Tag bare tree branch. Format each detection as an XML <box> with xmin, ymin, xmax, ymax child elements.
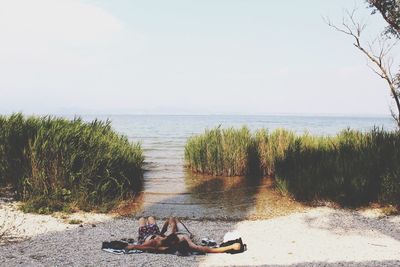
<box><xmin>325</xmin><ymin>8</ymin><xmax>400</xmax><ymax>127</ymax></box>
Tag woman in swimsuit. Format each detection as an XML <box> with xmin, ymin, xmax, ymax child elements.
<box><xmin>125</xmin><ymin>217</ymin><xmax>244</xmax><ymax>254</ymax></box>
<box><xmin>137</xmin><ymin>216</ymin><xmax>162</xmax><ymax>244</ymax></box>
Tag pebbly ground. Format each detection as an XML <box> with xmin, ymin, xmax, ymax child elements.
<box><xmin>0</xmin><ymin>207</ymin><xmax>400</xmax><ymax>267</ymax></box>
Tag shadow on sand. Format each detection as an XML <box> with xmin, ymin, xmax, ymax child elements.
<box><xmin>303</xmin><ymin>208</ymin><xmax>400</xmax><ymax>242</ymax></box>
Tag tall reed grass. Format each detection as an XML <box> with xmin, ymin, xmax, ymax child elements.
<box><xmin>0</xmin><ymin>113</ymin><xmax>144</xmax><ymax>213</ymax></box>
<box><xmin>255</xmin><ymin>129</ymin><xmax>295</xmax><ymax>176</ymax></box>
<box><xmin>185</xmin><ymin>126</ymin><xmax>254</xmax><ymax>176</ymax></box>
<box><xmin>184</xmin><ymin>126</ymin><xmax>400</xmax><ymax>206</ymax></box>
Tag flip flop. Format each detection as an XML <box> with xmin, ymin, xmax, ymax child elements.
<box><xmin>201</xmin><ymin>238</ymin><xmax>209</xmax><ymax>246</ymax></box>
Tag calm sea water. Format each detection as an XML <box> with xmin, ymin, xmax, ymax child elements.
<box><xmin>72</xmin><ymin>115</ymin><xmax>395</xmax><ymax>218</ymax></box>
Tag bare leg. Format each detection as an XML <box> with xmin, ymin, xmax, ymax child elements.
<box><xmin>169</xmin><ymin>217</ymin><xmax>178</xmax><ymax>233</ymax></box>
<box><xmin>160</xmin><ymin>218</ymin><xmax>170</xmax><ymax>235</ymax></box>
<box><xmin>160</xmin><ymin>217</ymin><xmax>178</xmax><ymax>235</ymax></box>
<box><xmin>125</xmin><ymin>240</ymin><xmax>168</xmax><ymax>253</ymax></box>
<box><xmin>138</xmin><ymin>217</ymin><xmax>146</xmax><ymax>227</ymax></box>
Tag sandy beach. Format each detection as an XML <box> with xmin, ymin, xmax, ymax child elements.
<box><xmin>1</xmin><ymin>198</ymin><xmax>400</xmax><ymax>267</ymax></box>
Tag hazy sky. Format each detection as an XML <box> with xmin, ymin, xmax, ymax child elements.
<box><xmin>0</xmin><ymin>0</ymin><xmax>398</xmax><ymax>115</ymax></box>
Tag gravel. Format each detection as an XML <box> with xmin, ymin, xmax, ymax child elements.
<box><xmin>1</xmin><ymin>207</ymin><xmax>400</xmax><ymax>266</ymax></box>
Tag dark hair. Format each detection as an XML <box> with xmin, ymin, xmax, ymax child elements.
<box><xmin>161</xmin><ymin>234</ymin><xmax>190</xmax><ymax>256</ymax></box>
<box><xmin>176</xmin><ymin>240</ymin><xmax>190</xmax><ymax>256</ymax></box>
<box><xmin>161</xmin><ymin>233</ymin><xmax>179</xmax><ymax>247</ymax></box>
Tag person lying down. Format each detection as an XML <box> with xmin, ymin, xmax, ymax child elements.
<box><xmin>124</xmin><ymin>217</ymin><xmax>246</xmax><ymax>255</ymax></box>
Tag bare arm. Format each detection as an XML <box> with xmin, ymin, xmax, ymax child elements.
<box><xmin>125</xmin><ymin>240</ymin><xmax>168</xmax><ymax>253</ymax></box>
<box><xmin>125</xmin><ymin>244</ymin><xmax>168</xmax><ymax>252</ymax></box>
<box><xmin>181</xmin><ymin>235</ymin><xmax>240</xmax><ymax>254</ymax></box>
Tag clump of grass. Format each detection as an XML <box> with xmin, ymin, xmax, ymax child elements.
<box><xmin>184</xmin><ymin>127</ymin><xmax>296</xmax><ymax>177</ymax></box>
<box><xmin>185</xmin><ymin>126</ymin><xmax>400</xmax><ymax>206</ymax></box>
<box><xmin>381</xmin><ymin>205</ymin><xmax>399</xmax><ymax>216</ymax></box>
<box><xmin>0</xmin><ymin>113</ymin><xmax>144</xmax><ymax>213</ymax></box>
<box><xmin>185</xmin><ymin>126</ymin><xmax>254</xmax><ymax>176</ymax></box>
<box><xmin>274</xmin><ymin>176</ymin><xmax>290</xmax><ymax>197</ymax></box>
<box><xmin>255</xmin><ymin>129</ymin><xmax>295</xmax><ymax>176</ymax></box>
<box><xmin>68</xmin><ymin>219</ymin><xmax>83</xmax><ymax>225</ymax></box>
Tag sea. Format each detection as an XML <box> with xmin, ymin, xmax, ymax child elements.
<box><xmin>72</xmin><ymin>115</ymin><xmax>395</xmax><ymax>218</ymax></box>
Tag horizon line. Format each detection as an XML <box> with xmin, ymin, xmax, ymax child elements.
<box><xmin>3</xmin><ymin>111</ymin><xmax>393</xmax><ymax>119</ymax></box>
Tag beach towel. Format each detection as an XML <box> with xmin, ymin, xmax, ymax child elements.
<box><xmin>102</xmin><ymin>248</ymin><xmax>143</xmax><ymax>255</ymax></box>
<box><xmin>100</xmin><ymin>239</ymin><xmax>207</xmax><ymax>256</ymax></box>
<box><xmin>101</xmin><ymin>240</ymin><xmax>143</xmax><ymax>255</ymax></box>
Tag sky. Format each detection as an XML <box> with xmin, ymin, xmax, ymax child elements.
<box><xmin>0</xmin><ymin>0</ymin><xmax>398</xmax><ymax>116</ymax></box>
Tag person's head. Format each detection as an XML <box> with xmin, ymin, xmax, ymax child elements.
<box><xmin>160</xmin><ymin>234</ymin><xmax>190</xmax><ymax>255</ymax></box>
<box><xmin>160</xmin><ymin>233</ymin><xmax>179</xmax><ymax>247</ymax></box>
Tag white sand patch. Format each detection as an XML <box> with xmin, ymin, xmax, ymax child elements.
<box><xmin>201</xmin><ymin>207</ymin><xmax>400</xmax><ymax>266</ymax></box>
<box><xmin>0</xmin><ymin>200</ymin><xmax>112</xmax><ymax>243</ymax></box>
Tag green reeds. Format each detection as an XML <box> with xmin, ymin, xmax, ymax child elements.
<box><xmin>184</xmin><ymin>127</ymin><xmax>296</xmax><ymax>177</ymax></box>
<box><xmin>185</xmin><ymin>126</ymin><xmax>400</xmax><ymax>206</ymax></box>
<box><xmin>277</xmin><ymin>128</ymin><xmax>400</xmax><ymax>205</ymax></box>
<box><xmin>255</xmin><ymin>129</ymin><xmax>295</xmax><ymax>176</ymax></box>
<box><xmin>185</xmin><ymin>126</ymin><xmax>254</xmax><ymax>176</ymax></box>
<box><xmin>0</xmin><ymin>113</ymin><xmax>144</xmax><ymax>213</ymax></box>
